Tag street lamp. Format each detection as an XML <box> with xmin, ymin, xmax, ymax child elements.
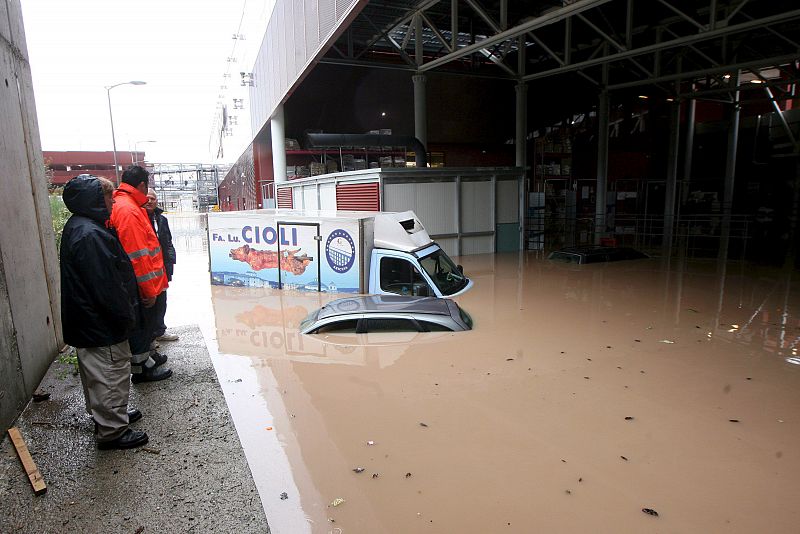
<box><xmin>133</xmin><ymin>140</ymin><xmax>157</xmax><ymax>165</ymax></box>
<box><xmin>105</xmin><ymin>80</ymin><xmax>146</xmax><ymax>184</ymax></box>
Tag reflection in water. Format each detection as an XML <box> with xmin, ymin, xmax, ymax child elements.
<box><xmin>169</xmin><ymin>214</ymin><xmax>800</xmax><ymax>533</ymax></box>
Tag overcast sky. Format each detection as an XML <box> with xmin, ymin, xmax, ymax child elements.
<box><xmin>21</xmin><ymin>0</ymin><xmax>272</xmax><ymax>164</ymax></box>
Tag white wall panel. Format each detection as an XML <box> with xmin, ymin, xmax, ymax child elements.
<box><xmin>249</xmin><ymin>0</ymin><xmax>363</xmax><ymax>135</ymax></box>
<box><xmin>303</xmin><ymin>186</ymin><xmax>318</xmax><ymax>210</ymax></box>
<box><xmin>497</xmin><ymin>180</ymin><xmax>520</xmax><ymax>224</ymax></box>
<box><xmin>384</xmin><ymin>182</ymin><xmax>456</xmax><ymax>236</ymax></box>
<box><xmin>320</xmin><ymin>182</ymin><xmax>336</xmax><ymax>210</ymax></box>
<box><xmin>383</xmin><ymin>183</ymin><xmax>415</xmax><ymax>213</ymax></box>
<box><xmin>461</xmin><ymin>181</ymin><xmax>493</xmax><ymax>233</ymax></box>
<box><xmin>293</xmin><ymin>186</ymin><xmax>304</xmax><ymax>209</ymax></box>
<box><xmin>462</xmin><ymin>235</ymin><xmax>494</xmax><ymax>255</ymax></box>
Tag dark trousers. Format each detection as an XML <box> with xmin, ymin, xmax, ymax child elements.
<box><xmin>129</xmin><ymin>293</ymin><xmax>163</xmax><ymax>364</ymax></box>
<box><xmin>152</xmin><ymin>290</ymin><xmax>168</xmax><ymax>337</ymax></box>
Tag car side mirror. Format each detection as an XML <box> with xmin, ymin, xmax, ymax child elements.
<box><xmin>457</xmin><ymin>265</ymin><xmax>464</xmax><ymax>274</ymax></box>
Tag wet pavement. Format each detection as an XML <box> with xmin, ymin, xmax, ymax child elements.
<box><xmin>165</xmin><ymin>214</ymin><xmax>800</xmax><ymax>533</ymax></box>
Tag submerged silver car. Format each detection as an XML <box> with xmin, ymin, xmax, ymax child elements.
<box><xmin>300</xmin><ymin>295</ymin><xmax>473</xmax><ymax>335</ymax></box>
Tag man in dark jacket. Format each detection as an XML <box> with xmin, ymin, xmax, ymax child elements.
<box><xmin>145</xmin><ymin>188</ymin><xmax>178</xmax><ymax>342</ymax></box>
<box><xmin>60</xmin><ymin>174</ymin><xmax>149</xmax><ymax>450</ymax></box>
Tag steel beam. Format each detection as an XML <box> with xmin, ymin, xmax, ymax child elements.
<box><xmin>725</xmin><ymin>0</ymin><xmax>750</xmax><ymax>24</ymax></box>
<box><xmin>723</xmin><ymin>72</ymin><xmax>740</xmax><ymax>213</ymax></box>
<box><xmin>681</xmin><ymin>98</ymin><xmax>696</xmax><ymax>205</ymax></box>
<box><xmin>516</xmin><ymin>82</ymin><xmax>528</xmax><ymax>167</ymax></box>
<box><xmin>608</xmin><ymin>53</ymin><xmax>800</xmax><ymax>89</ymax></box>
<box><xmin>521</xmin><ymin>9</ymin><xmax>800</xmax><ymax>82</ymax></box>
<box><xmin>415</xmin><ymin>13</ymin><xmax>424</xmax><ymax>66</ymax></box>
<box><xmin>595</xmin><ymin>61</ymin><xmax>610</xmax><ymax>245</ymax></box>
<box><xmin>420</xmin><ymin>12</ymin><xmax>452</xmax><ymax>52</ymax></box>
<box><xmin>663</xmin><ymin>99</ymin><xmax>681</xmax><ymax>249</ymax></box>
<box><xmin>656</xmin><ymin>0</ymin><xmax>705</xmax><ymax>31</ymax></box>
<box><xmin>420</xmin><ymin>0</ymin><xmax>614</xmax><ymax>73</ymax></box>
<box><xmin>764</xmin><ymin>86</ymin><xmax>799</xmax><ymax>149</ymax></box>
<box><xmin>451</xmin><ymin>0</ymin><xmax>458</xmax><ymax>51</ymax></box>
<box><xmin>413</xmin><ymin>74</ymin><xmax>428</xmax><ymax>151</ymax></box>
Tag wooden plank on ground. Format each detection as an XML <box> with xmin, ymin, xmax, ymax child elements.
<box><xmin>7</xmin><ymin>427</ymin><xmax>47</xmax><ymax>495</ymax></box>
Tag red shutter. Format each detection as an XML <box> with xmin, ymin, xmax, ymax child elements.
<box><xmin>336</xmin><ymin>182</ymin><xmax>380</xmax><ymax>211</ymax></box>
<box><xmin>277</xmin><ymin>187</ymin><xmax>293</xmax><ymax>208</ymax></box>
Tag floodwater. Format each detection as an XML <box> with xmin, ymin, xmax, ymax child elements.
<box><xmin>166</xmin><ymin>214</ymin><xmax>800</xmax><ymax>533</ymax></box>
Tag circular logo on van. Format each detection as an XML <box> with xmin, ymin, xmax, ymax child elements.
<box><xmin>326</xmin><ymin>229</ymin><xmax>355</xmax><ymax>273</ymax></box>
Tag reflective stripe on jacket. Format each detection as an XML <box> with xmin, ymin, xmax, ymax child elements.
<box><xmin>110</xmin><ymin>183</ymin><xmax>168</xmax><ymax>299</ymax></box>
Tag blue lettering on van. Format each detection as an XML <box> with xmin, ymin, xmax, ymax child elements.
<box><xmin>241</xmin><ymin>226</ymin><xmax>286</xmax><ymax>245</ymax></box>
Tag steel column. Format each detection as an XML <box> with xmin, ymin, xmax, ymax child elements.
<box><xmin>515</xmin><ymin>82</ymin><xmax>528</xmax><ymax>167</ymax></box>
<box><xmin>681</xmin><ymin>98</ymin><xmax>696</xmax><ymax>205</ymax></box>
<box><xmin>595</xmin><ymin>88</ymin><xmax>610</xmax><ymax>244</ymax></box>
<box><xmin>723</xmin><ymin>72</ymin><xmax>741</xmax><ymax>213</ymax></box>
<box><xmin>663</xmin><ymin>100</ymin><xmax>681</xmax><ymax>250</ymax></box>
<box><xmin>271</xmin><ymin>104</ymin><xmax>287</xmax><ymax>184</ymax></box>
<box><xmin>413</xmin><ymin>74</ymin><xmax>428</xmax><ymax>152</ymax></box>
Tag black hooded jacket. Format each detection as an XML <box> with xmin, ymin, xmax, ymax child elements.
<box><xmin>150</xmin><ymin>207</ymin><xmax>176</xmax><ymax>280</ymax></box>
<box><xmin>60</xmin><ymin>175</ymin><xmax>139</xmax><ymax>348</ymax></box>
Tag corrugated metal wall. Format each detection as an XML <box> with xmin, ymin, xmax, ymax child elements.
<box><xmin>336</xmin><ymin>182</ymin><xmax>380</xmax><ymax>211</ymax></box>
<box><xmin>249</xmin><ymin>0</ymin><xmax>365</xmax><ymax>136</ymax></box>
<box><xmin>277</xmin><ymin>187</ymin><xmax>293</xmax><ymax>208</ymax></box>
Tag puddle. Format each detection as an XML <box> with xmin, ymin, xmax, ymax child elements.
<box><xmin>166</xmin><ymin>214</ymin><xmax>800</xmax><ymax>533</ymax></box>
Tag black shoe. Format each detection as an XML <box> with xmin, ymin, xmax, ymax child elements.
<box><xmin>151</xmin><ymin>351</ymin><xmax>168</xmax><ymax>367</ymax></box>
<box><xmin>97</xmin><ymin>428</ymin><xmax>149</xmax><ymax>450</ymax></box>
<box><xmin>131</xmin><ymin>366</ymin><xmax>173</xmax><ymax>384</ymax></box>
<box><xmin>92</xmin><ymin>408</ymin><xmax>142</xmax><ymax>425</ymax></box>
<box><xmin>128</xmin><ymin>408</ymin><xmax>142</xmax><ymax>424</ymax></box>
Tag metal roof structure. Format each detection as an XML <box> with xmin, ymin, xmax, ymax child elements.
<box><xmin>320</xmin><ymin>0</ymin><xmax>800</xmax><ymax>100</ymax></box>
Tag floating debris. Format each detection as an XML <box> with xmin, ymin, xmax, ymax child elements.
<box><xmin>506</xmin><ymin>358</ymin><xmax>514</xmax><ymax>361</ymax></box>
<box><xmin>729</xmin><ymin>419</ymin><xmax>740</xmax><ymax>423</ymax></box>
<box><xmin>367</xmin><ymin>440</ymin><xmax>375</xmax><ymax>446</ymax></box>
<box><xmin>330</xmin><ymin>498</ymin><xmax>346</xmax><ymax>507</ymax></box>
<box><xmin>405</xmin><ymin>472</ymin><xmax>412</xmax><ymax>478</ymax></box>
<box><xmin>620</xmin><ymin>455</ymin><xmax>629</xmax><ymax>461</ymax></box>
<box><xmin>578</xmin><ymin>478</ymin><xmax>583</xmax><ymax>482</ymax></box>
<box><xmin>280</xmin><ymin>492</ymin><xmax>288</xmax><ymax>500</ymax></box>
<box><xmin>687</xmin><ymin>308</ymin><xmax>699</xmax><ymax>313</ymax></box>
<box><xmin>32</xmin><ymin>390</ymin><xmax>50</xmax><ymax>402</ymax></box>
<box><xmin>372</xmin><ymin>473</ymin><xmax>379</xmax><ymax>479</ymax></box>
<box><xmin>634</xmin><ymin>339</ymin><xmax>641</xmax><ymax>343</ymax></box>
<box><xmin>353</xmin><ymin>467</ymin><xmax>365</xmax><ymax>473</ymax></box>
<box><xmin>419</xmin><ymin>422</ymin><xmax>428</xmax><ymax>428</ymax></box>
<box><xmin>642</xmin><ymin>508</ymin><xmax>659</xmax><ymax>517</ymax></box>
<box><xmin>584</xmin><ymin>376</ymin><xmax>591</xmax><ymax>380</ymax></box>
<box><xmin>565</xmin><ymin>489</ymin><xmax>572</xmax><ymax>495</ymax></box>
<box><xmin>659</xmin><ymin>340</ymin><xmax>675</xmax><ymax>344</ymax></box>
<box><xmin>624</xmin><ymin>416</ymin><xmax>634</xmax><ymax>421</ymax></box>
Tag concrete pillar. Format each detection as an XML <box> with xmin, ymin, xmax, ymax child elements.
<box><xmin>515</xmin><ymin>82</ymin><xmax>528</xmax><ymax>167</ymax></box>
<box><xmin>595</xmin><ymin>89</ymin><xmax>610</xmax><ymax>244</ymax></box>
<box><xmin>271</xmin><ymin>104</ymin><xmax>286</xmax><ymax>184</ymax></box>
<box><xmin>413</xmin><ymin>74</ymin><xmax>427</xmax><ymax>152</ymax></box>
<box><xmin>663</xmin><ymin>100</ymin><xmax>681</xmax><ymax>250</ymax></box>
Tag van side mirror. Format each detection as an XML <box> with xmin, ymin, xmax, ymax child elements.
<box><xmin>457</xmin><ymin>265</ymin><xmax>464</xmax><ymax>274</ymax></box>
<box><xmin>414</xmin><ymin>284</ymin><xmax>430</xmax><ymax>297</ymax></box>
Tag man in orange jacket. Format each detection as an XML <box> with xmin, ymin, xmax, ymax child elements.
<box><xmin>111</xmin><ymin>166</ymin><xmax>173</xmax><ymax>383</ymax></box>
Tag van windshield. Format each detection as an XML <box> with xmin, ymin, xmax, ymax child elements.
<box><xmin>418</xmin><ymin>248</ymin><xmax>466</xmax><ymax>296</ymax></box>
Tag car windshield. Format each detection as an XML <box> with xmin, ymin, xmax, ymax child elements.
<box><xmin>418</xmin><ymin>248</ymin><xmax>466</xmax><ymax>295</ymax></box>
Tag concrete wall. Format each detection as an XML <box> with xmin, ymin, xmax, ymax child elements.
<box><xmin>0</xmin><ymin>0</ymin><xmax>62</xmax><ymax>431</ymax></box>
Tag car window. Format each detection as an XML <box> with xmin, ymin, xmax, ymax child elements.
<box><xmin>380</xmin><ymin>257</ymin><xmax>431</xmax><ymax>296</ymax></box>
<box><xmin>418</xmin><ymin>320</ymin><xmax>453</xmax><ymax>332</ymax></box>
<box><xmin>315</xmin><ymin>319</ymin><xmax>359</xmax><ymax>334</ymax></box>
<box><xmin>364</xmin><ymin>318</ymin><xmax>420</xmax><ymax>333</ymax></box>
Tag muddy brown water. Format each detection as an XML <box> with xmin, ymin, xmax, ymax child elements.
<box><xmin>166</xmin><ymin>217</ymin><xmax>800</xmax><ymax>533</ymax></box>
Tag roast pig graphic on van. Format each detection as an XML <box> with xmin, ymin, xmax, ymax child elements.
<box><xmin>229</xmin><ymin>244</ymin><xmax>313</xmax><ymax>275</ymax></box>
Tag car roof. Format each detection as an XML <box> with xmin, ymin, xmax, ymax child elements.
<box><xmin>317</xmin><ymin>295</ymin><xmax>452</xmax><ymax>320</ymax></box>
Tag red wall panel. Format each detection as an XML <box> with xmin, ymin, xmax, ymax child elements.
<box><xmin>336</xmin><ymin>182</ymin><xmax>380</xmax><ymax>211</ymax></box>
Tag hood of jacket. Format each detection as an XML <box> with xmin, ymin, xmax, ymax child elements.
<box><xmin>63</xmin><ymin>175</ymin><xmax>109</xmax><ymax>222</ymax></box>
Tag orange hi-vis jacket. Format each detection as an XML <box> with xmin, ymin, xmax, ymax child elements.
<box><xmin>110</xmin><ymin>183</ymin><xmax>168</xmax><ymax>299</ymax></box>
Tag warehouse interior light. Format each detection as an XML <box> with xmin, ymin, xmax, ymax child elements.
<box><xmin>380</xmin><ymin>112</ymin><xmax>386</xmax><ymax>117</ymax></box>
<box><xmin>638</xmin><ymin>95</ymin><xmax>649</xmax><ymax>99</ymax></box>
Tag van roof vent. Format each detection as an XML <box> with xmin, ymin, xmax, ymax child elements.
<box><xmin>399</xmin><ymin>218</ymin><xmax>415</xmax><ymax>232</ymax></box>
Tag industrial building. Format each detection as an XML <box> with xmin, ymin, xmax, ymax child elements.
<box><xmin>216</xmin><ymin>0</ymin><xmax>800</xmax><ymax>262</ymax></box>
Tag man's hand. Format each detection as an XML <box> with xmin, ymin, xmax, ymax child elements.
<box><xmin>142</xmin><ymin>296</ymin><xmax>156</xmax><ymax>308</ymax></box>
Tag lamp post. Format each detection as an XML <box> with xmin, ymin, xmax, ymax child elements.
<box><xmin>133</xmin><ymin>140</ymin><xmax>157</xmax><ymax>165</ymax></box>
<box><xmin>105</xmin><ymin>80</ymin><xmax>146</xmax><ymax>185</ymax></box>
